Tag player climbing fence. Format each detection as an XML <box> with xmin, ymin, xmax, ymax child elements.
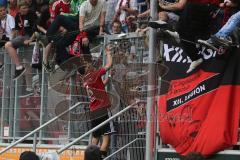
<box><xmin>101</xmin><ymin>32</ymin><xmax>169</xmax><ymax>160</ymax></box>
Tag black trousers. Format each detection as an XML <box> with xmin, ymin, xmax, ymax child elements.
<box><xmin>46</xmin><ymin>15</ymin><xmax>79</xmax><ymax>42</ymax></box>
<box><xmin>46</xmin><ymin>15</ymin><xmax>91</xmax><ymax>65</ymax></box>
<box><xmin>177</xmin><ymin>3</ymin><xmax>217</xmax><ymax>61</ymax></box>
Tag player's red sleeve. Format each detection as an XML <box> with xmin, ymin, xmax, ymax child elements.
<box><xmin>79</xmin><ymin>31</ymin><xmax>88</xmax><ymax>38</ymax></box>
<box><xmin>99</xmin><ymin>68</ymin><xmax>107</xmax><ymax>76</ymax></box>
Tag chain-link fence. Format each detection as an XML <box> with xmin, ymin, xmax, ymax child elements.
<box><xmin>0</xmin><ymin>32</ymin><xmax>164</xmax><ymax>160</ymax></box>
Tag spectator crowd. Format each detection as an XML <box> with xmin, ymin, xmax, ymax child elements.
<box><xmin>0</xmin><ymin>0</ymin><xmax>239</xmax><ymax>80</ymax></box>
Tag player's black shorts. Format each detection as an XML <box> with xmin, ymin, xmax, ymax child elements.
<box><xmin>90</xmin><ymin>108</ymin><xmax>111</xmax><ymax>138</ymax></box>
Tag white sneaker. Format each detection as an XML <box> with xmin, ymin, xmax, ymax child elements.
<box><xmin>186</xmin><ymin>58</ymin><xmax>203</xmax><ymax>73</ymax></box>
<box><xmin>117</xmin><ymin>33</ymin><xmax>127</xmax><ymax>38</ymax></box>
<box><xmin>197</xmin><ymin>39</ymin><xmax>218</xmax><ymax>51</ymax></box>
<box><xmin>165</xmin><ymin>30</ymin><xmax>180</xmax><ymax>43</ymax></box>
<box><xmin>55</xmin><ymin>64</ymin><xmax>60</xmax><ymax>70</ymax></box>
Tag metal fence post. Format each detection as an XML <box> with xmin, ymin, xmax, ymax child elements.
<box><xmin>68</xmin><ymin>74</ymin><xmax>76</xmax><ymax>141</ymax></box>
<box><xmin>145</xmin><ymin>0</ymin><xmax>158</xmax><ymax>160</ymax></box>
<box><xmin>9</xmin><ymin>58</ymin><xmax>15</xmax><ymax>142</ymax></box>
<box><xmin>39</xmin><ymin>45</ymin><xmax>48</xmax><ymax>144</ymax></box>
<box><xmin>0</xmin><ymin>52</ymin><xmax>11</xmax><ymax>143</ymax></box>
<box><xmin>33</xmin><ymin>132</ymin><xmax>37</xmax><ymax>152</ymax></box>
<box><xmin>12</xmin><ymin>48</ymin><xmax>21</xmax><ymax>141</ymax></box>
<box><xmin>12</xmin><ymin>79</ymin><xmax>19</xmax><ymax>142</ymax></box>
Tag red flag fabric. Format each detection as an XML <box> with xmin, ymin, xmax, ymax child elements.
<box><xmin>158</xmin><ymin>44</ymin><xmax>240</xmax><ymax>156</ymax></box>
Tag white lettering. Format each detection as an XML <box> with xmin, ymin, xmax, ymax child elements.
<box><xmin>171</xmin><ymin>48</ymin><xmax>183</xmax><ymax>62</ymax></box>
<box><xmin>163</xmin><ymin>44</ymin><xmax>217</xmax><ymax>63</ymax></box>
<box><xmin>185</xmin><ymin>85</ymin><xmax>206</xmax><ymax>101</ymax></box>
<box><xmin>173</xmin><ymin>98</ymin><xmax>183</xmax><ymax>106</ymax></box>
<box><xmin>163</xmin><ymin>44</ymin><xmax>174</xmax><ymax>61</ymax></box>
<box><xmin>176</xmin><ymin>49</ymin><xmax>184</xmax><ymax>62</ymax></box>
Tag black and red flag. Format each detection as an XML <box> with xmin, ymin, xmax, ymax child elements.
<box><xmin>158</xmin><ymin>44</ymin><xmax>240</xmax><ymax>156</ymax></box>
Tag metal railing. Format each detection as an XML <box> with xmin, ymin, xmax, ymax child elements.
<box><xmin>0</xmin><ymin>101</ymin><xmax>89</xmax><ymax>155</ymax></box>
<box><xmin>57</xmin><ymin>101</ymin><xmax>141</xmax><ymax>154</ymax></box>
<box><xmin>0</xmin><ymin>32</ymin><xmax>152</xmax><ymax>160</ymax></box>
<box><xmin>0</xmin><ymin>42</ymin><xmax>92</xmax><ymax>145</ymax></box>
<box><xmin>104</xmin><ymin>138</ymin><xmax>145</xmax><ymax>160</ymax></box>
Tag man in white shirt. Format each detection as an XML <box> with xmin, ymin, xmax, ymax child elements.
<box><xmin>0</xmin><ymin>4</ymin><xmax>15</xmax><ymax>70</ymax></box>
<box><xmin>79</xmin><ymin>0</ymin><xmax>106</xmax><ymax>46</ymax></box>
<box><xmin>0</xmin><ymin>5</ymin><xmax>15</xmax><ymax>44</ymax></box>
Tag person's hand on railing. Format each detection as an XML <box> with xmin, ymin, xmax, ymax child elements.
<box><xmin>219</xmin><ymin>2</ymin><xmax>226</xmax><ymax>8</ymax></box>
<box><xmin>60</xmin><ymin>12</ymin><xmax>65</xmax><ymax>15</ymax></box>
<box><xmin>105</xmin><ymin>43</ymin><xmax>114</xmax><ymax>53</ymax></box>
<box><xmin>82</xmin><ymin>37</ymin><xmax>89</xmax><ymax>46</ymax></box>
<box><xmin>120</xmin><ymin>5</ymin><xmax>128</xmax><ymax>11</ymax></box>
<box><xmin>126</xmin><ymin>15</ymin><xmax>136</xmax><ymax>23</ymax></box>
<box><xmin>136</xmin><ymin>27</ymin><xmax>149</xmax><ymax>36</ymax></box>
<box><xmin>24</xmin><ymin>39</ymin><xmax>33</xmax><ymax>46</ymax></box>
<box><xmin>104</xmin><ymin>44</ymin><xmax>113</xmax><ymax>71</ymax></box>
<box><xmin>220</xmin><ymin>0</ymin><xmax>238</xmax><ymax>8</ymax></box>
<box><xmin>108</xmin><ymin>69</ymin><xmax>115</xmax><ymax>79</ymax></box>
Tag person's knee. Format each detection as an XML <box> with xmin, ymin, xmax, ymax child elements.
<box><xmin>159</xmin><ymin>11</ymin><xmax>169</xmax><ymax>22</ymax></box>
<box><xmin>46</xmin><ymin>42</ymin><xmax>52</xmax><ymax>49</ymax></box>
<box><xmin>5</xmin><ymin>42</ymin><xmax>13</xmax><ymax>50</ymax></box>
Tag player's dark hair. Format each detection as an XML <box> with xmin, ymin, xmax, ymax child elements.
<box><xmin>84</xmin><ymin>145</ymin><xmax>101</xmax><ymax>160</ymax></box>
<box><xmin>78</xmin><ymin>66</ymin><xmax>86</xmax><ymax>75</ymax></box>
<box><xmin>19</xmin><ymin>151</ymin><xmax>39</xmax><ymax>160</ymax></box>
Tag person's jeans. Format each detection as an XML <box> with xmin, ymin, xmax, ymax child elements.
<box><xmin>215</xmin><ymin>11</ymin><xmax>240</xmax><ymax>38</ymax></box>
<box><xmin>46</xmin><ymin>15</ymin><xmax>79</xmax><ymax>42</ymax></box>
<box><xmin>84</xmin><ymin>25</ymin><xmax>100</xmax><ymax>42</ymax></box>
<box><xmin>47</xmin><ymin>15</ymin><xmax>91</xmax><ymax>65</ymax></box>
<box><xmin>46</xmin><ymin>15</ymin><xmax>79</xmax><ymax>65</ymax></box>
